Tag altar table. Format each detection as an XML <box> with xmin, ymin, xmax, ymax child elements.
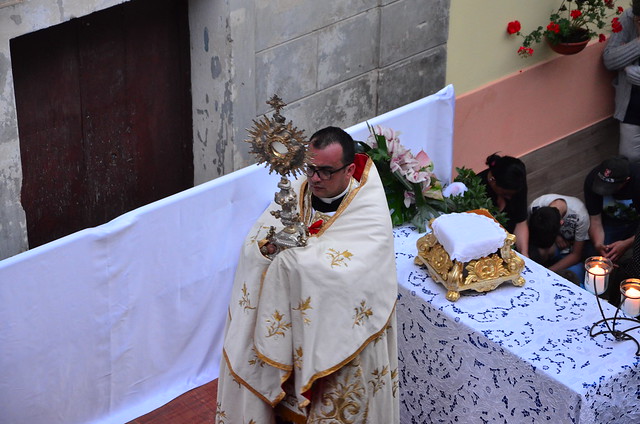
<box><xmin>394</xmin><ymin>226</ymin><xmax>640</xmax><ymax>424</ymax></box>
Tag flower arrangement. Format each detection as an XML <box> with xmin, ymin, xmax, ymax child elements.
<box><xmin>357</xmin><ymin>125</ymin><xmax>511</xmax><ymax>232</ymax></box>
<box><xmin>359</xmin><ymin>125</ymin><xmax>447</xmax><ymax>232</ymax></box>
<box><xmin>451</xmin><ymin>167</ymin><xmax>508</xmax><ymax>228</ymax></box>
<box><xmin>507</xmin><ymin>0</ymin><xmax>624</xmax><ymax>57</ymax></box>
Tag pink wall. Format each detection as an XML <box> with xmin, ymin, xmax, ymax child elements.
<box><xmin>453</xmin><ymin>42</ymin><xmax>617</xmax><ymax>172</ymax></box>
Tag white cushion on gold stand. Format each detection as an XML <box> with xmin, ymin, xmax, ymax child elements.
<box><xmin>431</xmin><ymin>213</ymin><xmax>506</xmax><ymax>262</ymax></box>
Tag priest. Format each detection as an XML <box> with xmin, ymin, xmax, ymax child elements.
<box><xmin>215</xmin><ymin>126</ymin><xmax>399</xmax><ymax>423</ymax></box>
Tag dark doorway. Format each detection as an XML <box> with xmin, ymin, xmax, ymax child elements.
<box><xmin>11</xmin><ymin>0</ymin><xmax>193</xmax><ymax>249</ymax></box>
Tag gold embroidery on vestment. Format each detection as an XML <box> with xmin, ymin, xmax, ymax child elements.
<box><xmin>215</xmin><ymin>402</ymin><xmax>227</xmax><ymax>424</ymax></box>
<box><xmin>368</xmin><ymin>365</ymin><xmax>389</xmax><ymax>395</ymax></box>
<box><xmin>248</xmin><ymin>225</ymin><xmax>270</xmax><ymax>245</ymax></box>
<box><xmin>326</xmin><ymin>248</ymin><xmax>353</xmax><ymax>268</ymax></box>
<box><xmin>293</xmin><ymin>346</ymin><xmax>304</xmax><ymax>370</ymax></box>
<box><xmin>312</xmin><ymin>211</ymin><xmax>331</xmax><ymax>227</ymax></box>
<box><xmin>352</xmin><ymin>300</ymin><xmax>373</xmax><ymax>327</ymax></box>
<box><xmin>373</xmin><ymin>323</ymin><xmax>391</xmax><ymax>344</ymax></box>
<box><xmin>223</xmin><ymin>349</ymin><xmax>289</xmax><ymax>406</ymax></box>
<box><xmin>308</xmin><ymin>359</ymin><xmax>368</xmax><ymax>423</ymax></box>
<box><xmin>293</xmin><ymin>296</ymin><xmax>313</xmax><ymax>325</ymax></box>
<box><xmin>248</xmin><ymin>347</ymin><xmax>265</xmax><ymax>367</ymax></box>
<box><xmin>300</xmin><ymin>303</ymin><xmax>397</xmax><ymax>394</ymax></box>
<box><xmin>391</xmin><ymin>368</ymin><xmax>399</xmax><ymax>398</ymax></box>
<box><xmin>239</xmin><ymin>282</ymin><xmax>256</xmax><ymax>312</ymax></box>
<box><xmin>266</xmin><ymin>309</ymin><xmax>292</xmax><ymax>338</ymax></box>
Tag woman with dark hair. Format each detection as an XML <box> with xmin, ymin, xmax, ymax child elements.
<box><xmin>478</xmin><ymin>153</ymin><xmax>529</xmax><ymax>256</ymax></box>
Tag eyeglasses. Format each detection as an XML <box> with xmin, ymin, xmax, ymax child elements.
<box><xmin>305</xmin><ymin>163</ymin><xmax>350</xmax><ymax>180</ymax></box>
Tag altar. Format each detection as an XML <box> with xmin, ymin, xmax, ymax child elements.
<box><xmin>394</xmin><ymin>226</ymin><xmax>640</xmax><ymax>424</ymax></box>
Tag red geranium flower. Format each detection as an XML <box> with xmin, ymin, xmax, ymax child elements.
<box><xmin>612</xmin><ymin>17</ymin><xmax>623</xmax><ymax>33</ymax></box>
<box><xmin>506</xmin><ymin>1</ymin><xmax>621</xmax><ymax>58</ymax></box>
<box><xmin>506</xmin><ymin>20</ymin><xmax>521</xmax><ymax>35</ymax></box>
<box><xmin>518</xmin><ymin>46</ymin><xmax>534</xmax><ymax>57</ymax></box>
<box><xmin>547</xmin><ymin>22</ymin><xmax>561</xmax><ymax>34</ymax></box>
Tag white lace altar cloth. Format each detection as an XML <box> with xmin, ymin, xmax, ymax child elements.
<box><xmin>394</xmin><ymin>225</ymin><xmax>640</xmax><ymax>424</ymax></box>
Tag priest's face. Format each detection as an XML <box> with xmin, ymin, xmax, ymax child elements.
<box><xmin>308</xmin><ymin>143</ymin><xmax>355</xmax><ymax>198</ymax></box>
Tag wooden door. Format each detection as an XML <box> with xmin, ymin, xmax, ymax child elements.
<box><xmin>11</xmin><ymin>0</ymin><xmax>193</xmax><ymax>248</ymax></box>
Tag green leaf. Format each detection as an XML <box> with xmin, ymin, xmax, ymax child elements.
<box><xmin>366</xmin><ymin>121</ymin><xmax>388</xmax><ymax>154</ymax></box>
<box><xmin>450</xmin><ymin>167</ymin><xmax>508</xmax><ymax>228</ymax></box>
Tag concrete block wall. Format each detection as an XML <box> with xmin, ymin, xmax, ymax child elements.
<box><xmin>0</xmin><ymin>0</ymin><xmax>449</xmax><ymax>259</ymax></box>
<box><xmin>246</xmin><ymin>0</ymin><xmax>448</xmax><ymax>147</ymax></box>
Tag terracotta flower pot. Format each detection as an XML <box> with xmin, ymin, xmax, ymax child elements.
<box><xmin>545</xmin><ymin>27</ymin><xmax>590</xmax><ymax>55</ymax></box>
<box><xmin>546</xmin><ymin>37</ymin><xmax>590</xmax><ymax>55</ymax></box>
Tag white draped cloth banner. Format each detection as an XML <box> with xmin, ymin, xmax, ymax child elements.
<box><xmin>0</xmin><ymin>86</ymin><xmax>455</xmax><ymax>424</ymax></box>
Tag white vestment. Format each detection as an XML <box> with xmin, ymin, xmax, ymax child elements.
<box><xmin>216</xmin><ymin>156</ymin><xmax>399</xmax><ymax>424</ymax></box>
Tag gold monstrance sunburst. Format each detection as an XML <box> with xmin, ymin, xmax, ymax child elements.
<box><xmin>246</xmin><ymin>95</ymin><xmax>311</xmax><ymax>254</ymax></box>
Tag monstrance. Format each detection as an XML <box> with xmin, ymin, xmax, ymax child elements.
<box><xmin>246</xmin><ymin>94</ymin><xmax>311</xmax><ymax>256</ymax></box>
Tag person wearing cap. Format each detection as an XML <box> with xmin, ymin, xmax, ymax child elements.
<box><xmin>603</xmin><ymin>0</ymin><xmax>640</xmax><ymax>163</ymax></box>
<box><xmin>584</xmin><ymin>156</ymin><xmax>640</xmax><ymax>263</ymax></box>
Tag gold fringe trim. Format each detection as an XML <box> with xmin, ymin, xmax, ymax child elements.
<box><xmin>222</xmin><ymin>349</ymin><xmax>287</xmax><ymax>408</ymax></box>
<box><xmin>300</xmin><ymin>301</ymin><xmax>397</xmax><ymax>394</ymax></box>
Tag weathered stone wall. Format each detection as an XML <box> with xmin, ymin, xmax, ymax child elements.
<box><xmin>0</xmin><ymin>0</ymin><xmax>449</xmax><ymax>259</ymax></box>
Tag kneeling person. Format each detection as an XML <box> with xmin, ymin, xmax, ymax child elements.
<box><xmin>529</xmin><ymin>194</ymin><xmax>590</xmax><ymax>284</ymax></box>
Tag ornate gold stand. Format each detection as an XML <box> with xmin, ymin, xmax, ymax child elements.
<box><xmin>414</xmin><ymin>213</ymin><xmax>525</xmax><ymax>302</ymax></box>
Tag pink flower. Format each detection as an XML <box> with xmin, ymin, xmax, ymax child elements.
<box><xmin>403</xmin><ymin>191</ymin><xmax>415</xmax><ymax>208</ymax></box>
<box><xmin>390</xmin><ymin>148</ymin><xmax>417</xmax><ymax>177</ymax></box>
<box><xmin>415</xmin><ymin>150</ymin><xmax>432</xmax><ymax>170</ymax></box>
<box><xmin>389</xmin><ymin>155</ymin><xmax>403</xmax><ymax>174</ymax></box>
<box><xmin>386</xmin><ymin>138</ymin><xmax>407</xmax><ymax>157</ymax></box>
<box><xmin>366</xmin><ymin>125</ymin><xmax>401</xmax><ymax>149</ymax></box>
<box><xmin>405</xmin><ymin>168</ymin><xmax>430</xmax><ymax>184</ymax></box>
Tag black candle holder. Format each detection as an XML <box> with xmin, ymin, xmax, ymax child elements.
<box><xmin>586</xmin><ymin>257</ymin><xmax>640</xmax><ymax>355</ymax></box>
